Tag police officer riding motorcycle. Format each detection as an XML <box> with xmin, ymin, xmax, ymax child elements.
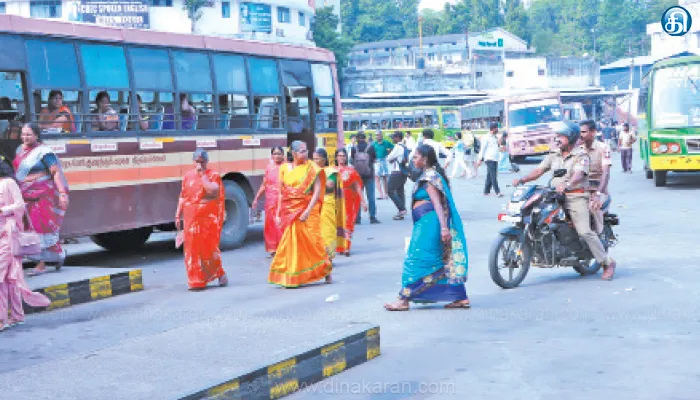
<box><xmin>488</xmin><ymin>121</ymin><xmax>618</xmax><ymax>289</ymax></box>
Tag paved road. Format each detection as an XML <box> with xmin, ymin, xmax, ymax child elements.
<box><xmin>3</xmin><ymin>156</ymin><xmax>700</xmax><ymax>399</ymax></box>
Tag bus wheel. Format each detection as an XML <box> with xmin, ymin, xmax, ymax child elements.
<box><xmin>91</xmin><ymin>227</ymin><xmax>153</xmax><ymax>252</ymax></box>
<box><xmin>654</xmin><ymin>170</ymin><xmax>667</xmax><ymax>187</ymax></box>
<box><xmin>220</xmin><ymin>180</ymin><xmax>249</xmax><ymax>250</ymax></box>
<box><xmin>644</xmin><ymin>164</ymin><xmax>653</xmax><ymax>179</ymax></box>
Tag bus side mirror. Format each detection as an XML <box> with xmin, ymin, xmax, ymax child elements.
<box><xmin>553</xmin><ymin>169</ymin><xmax>567</xmax><ymax>178</ymax></box>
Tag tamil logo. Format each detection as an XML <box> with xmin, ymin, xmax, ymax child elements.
<box><xmin>662</xmin><ymin>6</ymin><xmax>693</xmax><ymax>37</ymax></box>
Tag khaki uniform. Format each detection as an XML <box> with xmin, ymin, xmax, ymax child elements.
<box><xmin>583</xmin><ymin>142</ymin><xmax>612</xmax><ymax>234</ymax></box>
<box><xmin>538</xmin><ymin>147</ymin><xmax>609</xmax><ymax>264</ymax></box>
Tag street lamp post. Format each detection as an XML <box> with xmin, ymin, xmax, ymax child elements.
<box><xmin>590</xmin><ymin>28</ymin><xmax>596</xmax><ymax>59</ymax></box>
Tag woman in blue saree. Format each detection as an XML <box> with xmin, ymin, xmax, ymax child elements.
<box><xmin>384</xmin><ymin>145</ymin><xmax>469</xmax><ymax>311</ymax></box>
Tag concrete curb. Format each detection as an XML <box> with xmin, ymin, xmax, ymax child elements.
<box><xmin>24</xmin><ymin>269</ymin><xmax>144</xmax><ymax>315</ymax></box>
<box><xmin>179</xmin><ymin>326</ymin><xmax>380</xmax><ymax>400</ymax></box>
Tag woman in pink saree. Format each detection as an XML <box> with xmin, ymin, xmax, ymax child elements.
<box><xmin>13</xmin><ymin>123</ymin><xmax>70</xmax><ymax>275</ymax></box>
<box><xmin>0</xmin><ymin>157</ymin><xmax>51</xmax><ymax>331</ymax></box>
<box><xmin>252</xmin><ymin>147</ymin><xmax>287</xmax><ymax>256</ymax></box>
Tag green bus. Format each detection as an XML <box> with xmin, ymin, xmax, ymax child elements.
<box><xmin>638</xmin><ymin>55</ymin><xmax>700</xmax><ymax>187</ymax></box>
<box><xmin>341</xmin><ymin>106</ymin><xmax>461</xmax><ymax>148</ymax></box>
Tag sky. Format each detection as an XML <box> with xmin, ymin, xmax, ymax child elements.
<box><xmin>419</xmin><ymin>0</ymin><xmax>453</xmax><ymax>11</ymax></box>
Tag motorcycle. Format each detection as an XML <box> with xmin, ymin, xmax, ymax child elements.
<box><xmin>489</xmin><ymin>169</ymin><xmax>620</xmax><ymax>289</ymax></box>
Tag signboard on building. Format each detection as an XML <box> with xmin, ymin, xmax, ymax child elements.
<box><xmin>69</xmin><ymin>0</ymin><xmax>149</xmax><ymax>29</ymax></box>
<box><xmin>240</xmin><ymin>2</ymin><xmax>272</xmax><ymax>33</ymax></box>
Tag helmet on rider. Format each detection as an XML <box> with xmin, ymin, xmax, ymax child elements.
<box><xmin>552</xmin><ymin>121</ymin><xmax>581</xmax><ymax>151</ymax></box>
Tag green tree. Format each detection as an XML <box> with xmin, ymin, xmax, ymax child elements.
<box><xmin>503</xmin><ymin>0</ymin><xmax>529</xmax><ymax>43</ymax></box>
<box><xmin>419</xmin><ymin>9</ymin><xmax>442</xmax><ymax>37</ymax></box>
<box><xmin>314</xmin><ymin>6</ymin><xmax>354</xmax><ymax>81</ymax></box>
<box><xmin>437</xmin><ymin>1</ymin><xmax>471</xmax><ymax>35</ymax></box>
<box><xmin>469</xmin><ymin>0</ymin><xmax>502</xmax><ymax>32</ymax></box>
<box><xmin>183</xmin><ymin>0</ymin><xmax>208</xmax><ymax>33</ymax></box>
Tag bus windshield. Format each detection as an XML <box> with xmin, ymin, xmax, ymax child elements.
<box><xmin>652</xmin><ymin>64</ymin><xmax>700</xmax><ymax>129</ymax></box>
<box><xmin>442</xmin><ymin>109</ymin><xmax>461</xmax><ymax>129</ymax></box>
<box><xmin>508</xmin><ymin>100</ymin><xmax>562</xmax><ymax>128</ymax></box>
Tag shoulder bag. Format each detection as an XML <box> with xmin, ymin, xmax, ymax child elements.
<box><xmin>14</xmin><ymin>210</ymin><xmax>42</xmax><ymax>257</ymax></box>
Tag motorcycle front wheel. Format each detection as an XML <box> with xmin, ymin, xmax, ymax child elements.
<box><xmin>489</xmin><ymin>234</ymin><xmax>531</xmax><ymax>289</ymax></box>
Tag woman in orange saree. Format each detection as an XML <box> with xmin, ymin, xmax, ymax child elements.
<box><xmin>335</xmin><ymin>149</ymin><xmax>367</xmax><ymax>256</ymax></box>
<box><xmin>268</xmin><ymin>141</ymin><xmax>332</xmax><ymax>288</ymax></box>
<box><xmin>175</xmin><ymin>149</ymin><xmax>229</xmax><ymax>290</ymax></box>
<box><xmin>252</xmin><ymin>147</ymin><xmax>287</xmax><ymax>256</ymax></box>
<box><xmin>312</xmin><ymin>148</ymin><xmax>346</xmax><ymax>261</ymax></box>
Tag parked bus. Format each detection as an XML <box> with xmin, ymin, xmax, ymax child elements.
<box><xmin>0</xmin><ymin>15</ymin><xmax>342</xmax><ymax>251</ymax></box>
<box><xmin>460</xmin><ymin>91</ymin><xmax>563</xmax><ymax>160</ymax></box>
<box><xmin>637</xmin><ymin>55</ymin><xmax>700</xmax><ymax>187</ymax></box>
<box><xmin>342</xmin><ymin>106</ymin><xmax>461</xmax><ymax>148</ymax></box>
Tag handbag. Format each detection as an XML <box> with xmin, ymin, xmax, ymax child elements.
<box><xmin>175</xmin><ymin>229</ymin><xmax>184</xmax><ymax>249</ymax></box>
<box><xmin>15</xmin><ymin>211</ymin><xmax>41</xmax><ymax>257</ymax></box>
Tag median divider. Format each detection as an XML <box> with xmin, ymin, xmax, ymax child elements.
<box><xmin>24</xmin><ymin>267</ymin><xmax>144</xmax><ymax>314</ymax></box>
<box><xmin>179</xmin><ymin>325</ymin><xmax>380</xmax><ymax>400</ymax></box>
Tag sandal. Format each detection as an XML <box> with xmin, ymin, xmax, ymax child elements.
<box><xmin>384</xmin><ymin>302</ymin><xmax>409</xmax><ymax>311</ymax></box>
<box><xmin>444</xmin><ymin>300</ymin><xmax>471</xmax><ymax>309</ymax></box>
<box><xmin>325</xmin><ymin>275</ymin><xmax>333</xmax><ymax>284</ymax></box>
<box><xmin>28</xmin><ymin>268</ymin><xmax>48</xmax><ymax>277</ymax></box>
<box><xmin>219</xmin><ymin>274</ymin><xmax>229</xmax><ymax>287</ymax></box>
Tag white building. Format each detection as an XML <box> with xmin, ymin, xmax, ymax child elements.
<box><xmin>0</xmin><ymin>0</ymin><xmax>315</xmax><ymax>45</ymax></box>
<box><xmin>646</xmin><ymin>0</ymin><xmax>700</xmax><ymax>59</ymax></box>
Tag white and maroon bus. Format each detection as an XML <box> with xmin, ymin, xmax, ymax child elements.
<box><xmin>0</xmin><ymin>15</ymin><xmax>343</xmax><ymax>251</ymax></box>
<box><xmin>460</xmin><ymin>91</ymin><xmax>563</xmax><ymax>160</ymax></box>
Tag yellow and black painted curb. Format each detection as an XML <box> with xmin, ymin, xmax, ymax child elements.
<box><xmin>24</xmin><ymin>269</ymin><xmax>144</xmax><ymax>315</ymax></box>
<box><xmin>180</xmin><ymin>326</ymin><xmax>380</xmax><ymax>400</ymax></box>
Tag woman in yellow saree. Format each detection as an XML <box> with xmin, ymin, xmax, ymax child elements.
<box><xmin>268</xmin><ymin>141</ymin><xmax>332</xmax><ymax>288</ymax></box>
<box><xmin>312</xmin><ymin>148</ymin><xmax>346</xmax><ymax>261</ymax></box>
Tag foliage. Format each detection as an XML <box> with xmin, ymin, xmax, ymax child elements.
<box><xmin>183</xmin><ymin>0</ymin><xmax>209</xmax><ymax>33</ymax></box>
<box><xmin>338</xmin><ymin>0</ymin><xmax>676</xmax><ymax>63</ymax></box>
<box><xmin>313</xmin><ymin>6</ymin><xmax>354</xmax><ymax>82</ymax></box>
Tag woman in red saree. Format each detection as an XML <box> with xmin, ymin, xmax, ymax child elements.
<box><xmin>0</xmin><ymin>158</ymin><xmax>51</xmax><ymax>331</ymax></box>
<box><xmin>14</xmin><ymin>123</ymin><xmax>69</xmax><ymax>275</ymax></box>
<box><xmin>252</xmin><ymin>147</ymin><xmax>286</xmax><ymax>256</ymax></box>
<box><xmin>268</xmin><ymin>141</ymin><xmax>332</xmax><ymax>288</ymax></box>
<box><xmin>335</xmin><ymin>148</ymin><xmax>367</xmax><ymax>256</ymax></box>
<box><xmin>175</xmin><ymin>149</ymin><xmax>229</xmax><ymax>290</ymax></box>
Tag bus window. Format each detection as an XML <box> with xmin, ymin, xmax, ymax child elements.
<box><xmin>35</xmin><ymin>89</ymin><xmax>81</xmax><ymax>134</ymax></box>
<box><xmin>213</xmin><ymin>54</ymin><xmax>249</xmax><ymax>130</ymax></box>
<box><xmin>0</xmin><ymin>72</ymin><xmax>24</xmax><ymax>126</ymax></box>
<box><xmin>249</xmin><ymin>57</ymin><xmax>282</xmax><ymax>130</ymax></box>
<box><xmin>315</xmin><ymin>97</ymin><xmax>334</xmax><ymax>131</ymax></box>
<box><xmin>286</xmin><ymin>87</ymin><xmax>311</xmax><ymax>132</ymax></box>
<box><xmin>349</xmin><ymin>120</ymin><xmax>360</xmax><ymax>131</ymax></box>
<box><xmin>219</xmin><ymin>94</ymin><xmax>250</xmax><ymax>130</ymax></box>
<box><xmin>135</xmin><ymin>91</ymin><xmax>173</xmax><ymax>131</ymax></box>
<box><xmin>88</xmin><ymin>90</ymin><xmax>129</xmax><ymax>132</ymax></box>
<box><xmin>172</xmin><ymin>51</ymin><xmax>213</xmax><ymax>131</ymax></box>
<box><xmin>189</xmin><ymin>93</ymin><xmax>215</xmax><ymax>130</ymax></box>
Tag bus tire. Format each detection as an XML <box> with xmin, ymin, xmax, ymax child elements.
<box><xmin>220</xmin><ymin>180</ymin><xmax>249</xmax><ymax>250</ymax></box>
<box><xmin>91</xmin><ymin>227</ymin><xmax>153</xmax><ymax>252</ymax></box>
<box><xmin>654</xmin><ymin>170</ymin><xmax>667</xmax><ymax>187</ymax></box>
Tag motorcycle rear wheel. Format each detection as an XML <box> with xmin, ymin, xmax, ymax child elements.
<box><xmin>573</xmin><ymin>224</ymin><xmax>613</xmax><ymax>276</ymax></box>
<box><xmin>489</xmin><ymin>234</ymin><xmax>531</xmax><ymax>289</ymax></box>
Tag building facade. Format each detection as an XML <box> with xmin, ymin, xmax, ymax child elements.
<box><xmin>342</xmin><ymin>29</ymin><xmax>599</xmax><ymax>97</ymax></box>
<box><xmin>0</xmin><ymin>0</ymin><xmax>315</xmax><ymax>45</ymax></box>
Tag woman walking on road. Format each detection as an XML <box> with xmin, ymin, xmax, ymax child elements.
<box><xmin>175</xmin><ymin>149</ymin><xmax>229</xmax><ymax>290</ymax></box>
<box><xmin>335</xmin><ymin>148</ymin><xmax>367</xmax><ymax>256</ymax></box>
<box><xmin>252</xmin><ymin>147</ymin><xmax>287</xmax><ymax>256</ymax></box>
<box><xmin>14</xmin><ymin>123</ymin><xmax>70</xmax><ymax>275</ymax></box>
<box><xmin>0</xmin><ymin>157</ymin><xmax>51</xmax><ymax>331</ymax></box>
<box><xmin>313</xmin><ymin>148</ymin><xmax>346</xmax><ymax>261</ymax></box>
<box><xmin>385</xmin><ymin>145</ymin><xmax>470</xmax><ymax>311</ymax></box>
<box><xmin>268</xmin><ymin>141</ymin><xmax>332</xmax><ymax>288</ymax></box>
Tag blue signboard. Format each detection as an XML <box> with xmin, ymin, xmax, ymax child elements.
<box><xmin>240</xmin><ymin>2</ymin><xmax>272</xmax><ymax>33</ymax></box>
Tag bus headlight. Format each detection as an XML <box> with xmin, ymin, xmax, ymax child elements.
<box><xmin>651</xmin><ymin>141</ymin><xmax>668</xmax><ymax>154</ymax></box>
<box><xmin>668</xmin><ymin>143</ymin><xmax>681</xmax><ymax>154</ymax></box>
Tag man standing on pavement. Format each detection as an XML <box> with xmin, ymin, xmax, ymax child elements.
<box><xmin>514</xmin><ymin>121</ymin><xmax>617</xmax><ymax>280</ymax></box>
<box><xmin>618</xmin><ymin>123</ymin><xmax>636</xmax><ymax>173</ymax></box>
<box><xmin>372</xmin><ymin>131</ymin><xmax>393</xmax><ymax>200</ymax></box>
<box><xmin>476</xmin><ymin>123</ymin><xmax>503</xmax><ymax>197</ymax></box>
<box><xmin>346</xmin><ymin>134</ymin><xmax>357</xmax><ymax>161</ymax></box>
<box><xmin>351</xmin><ymin>133</ymin><xmax>380</xmax><ymax>224</ymax></box>
<box><xmin>579</xmin><ymin>120</ymin><xmax>613</xmax><ymax>234</ymax></box>
<box><xmin>386</xmin><ymin>131</ymin><xmax>408</xmax><ymax>220</ymax></box>
<box><xmin>410</xmin><ymin>129</ymin><xmax>452</xmax><ymax>168</ymax></box>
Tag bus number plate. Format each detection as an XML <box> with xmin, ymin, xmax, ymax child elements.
<box><xmin>534</xmin><ymin>144</ymin><xmax>550</xmax><ymax>153</ymax></box>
